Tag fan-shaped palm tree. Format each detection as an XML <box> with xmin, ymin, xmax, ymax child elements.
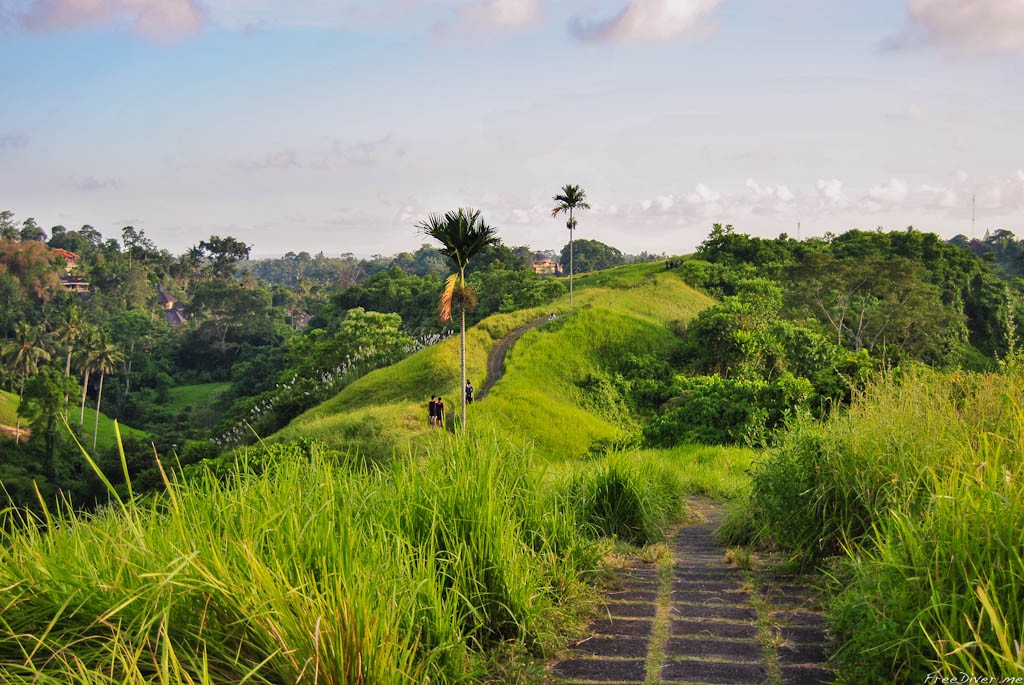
<box><xmin>551</xmin><ymin>184</ymin><xmax>591</xmax><ymax>305</ymax></box>
<box><xmin>1</xmin><ymin>322</ymin><xmax>52</xmax><ymax>444</ymax></box>
<box><xmin>83</xmin><ymin>334</ymin><xmax>123</xmax><ymax>449</ymax></box>
<box><xmin>417</xmin><ymin>208</ymin><xmax>499</xmax><ymax>430</ymax></box>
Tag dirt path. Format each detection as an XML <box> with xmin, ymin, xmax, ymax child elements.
<box><xmin>477</xmin><ymin>316</ymin><xmax>549</xmax><ymax>400</ymax></box>
<box><xmin>550</xmin><ymin>498</ymin><xmax>833</xmax><ymax>684</ymax></box>
<box><xmin>0</xmin><ymin>423</ymin><xmax>29</xmax><ymax>441</ymax></box>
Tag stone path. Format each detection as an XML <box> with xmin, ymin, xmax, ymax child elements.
<box><xmin>477</xmin><ymin>316</ymin><xmax>548</xmax><ymax>400</ymax></box>
<box><xmin>550</xmin><ymin>498</ymin><xmax>834</xmax><ymax>684</ymax></box>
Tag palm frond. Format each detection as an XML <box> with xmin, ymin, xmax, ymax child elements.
<box><xmin>551</xmin><ymin>184</ymin><xmax>591</xmax><ymax>217</ymax></box>
<box><xmin>438</xmin><ymin>272</ymin><xmax>459</xmax><ymax>323</ymax></box>
<box><xmin>417</xmin><ymin>207</ymin><xmax>499</xmax><ymax>271</ymax></box>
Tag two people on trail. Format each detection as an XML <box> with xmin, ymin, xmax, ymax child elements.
<box><xmin>428</xmin><ymin>395</ymin><xmax>445</xmax><ymax>427</ymax></box>
<box><xmin>428</xmin><ymin>382</ymin><xmax>475</xmax><ymax>428</ymax></box>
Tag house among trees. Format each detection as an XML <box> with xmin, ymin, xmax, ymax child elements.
<box><xmin>52</xmin><ymin>248</ymin><xmax>91</xmax><ymax>293</ymax></box>
<box><xmin>157</xmin><ymin>285</ymin><xmax>186</xmax><ymax>327</ymax></box>
<box><xmin>532</xmin><ymin>258</ymin><xmax>558</xmax><ymax>276</ymax></box>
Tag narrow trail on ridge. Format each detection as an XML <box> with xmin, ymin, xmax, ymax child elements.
<box><xmin>477</xmin><ymin>316</ymin><xmax>549</xmax><ymax>400</ymax></box>
<box><xmin>550</xmin><ymin>497</ymin><xmax>834</xmax><ymax>684</ymax></box>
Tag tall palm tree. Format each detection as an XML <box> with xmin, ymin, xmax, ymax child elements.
<box><xmin>55</xmin><ymin>305</ymin><xmax>85</xmax><ymax>411</ymax></box>
<box><xmin>417</xmin><ymin>208</ymin><xmax>499</xmax><ymax>430</ymax></box>
<box><xmin>551</xmin><ymin>184</ymin><xmax>591</xmax><ymax>306</ymax></box>
<box><xmin>78</xmin><ymin>324</ymin><xmax>101</xmax><ymax>426</ymax></box>
<box><xmin>83</xmin><ymin>335</ymin><xmax>123</xmax><ymax>449</ymax></box>
<box><xmin>1</xmin><ymin>322</ymin><xmax>52</xmax><ymax>444</ymax></box>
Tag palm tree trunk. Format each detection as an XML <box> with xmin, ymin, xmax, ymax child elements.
<box><xmin>93</xmin><ymin>372</ymin><xmax>104</xmax><ymax>450</ymax></box>
<box><xmin>15</xmin><ymin>375</ymin><xmax>24</xmax><ymax>445</ymax></box>
<box><xmin>460</xmin><ymin>273</ymin><xmax>467</xmax><ymax>431</ymax></box>
<box><xmin>80</xmin><ymin>369</ymin><xmax>91</xmax><ymax>425</ymax></box>
<box><xmin>569</xmin><ymin>208</ymin><xmax>574</xmax><ymax>306</ymax></box>
<box><xmin>64</xmin><ymin>348</ymin><xmax>73</xmax><ymax>413</ymax></box>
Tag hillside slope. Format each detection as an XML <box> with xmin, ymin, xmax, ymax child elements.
<box><xmin>0</xmin><ymin>388</ymin><xmax>149</xmax><ymax>450</ymax></box>
<box><xmin>273</xmin><ymin>266</ymin><xmax>714</xmax><ymax>461</ymax></box>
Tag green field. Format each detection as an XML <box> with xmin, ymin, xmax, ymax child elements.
<box><xmin>165</xmin><ymin>382</ymin><xmax>231</xmax><ymax>413</ymax></box>
<box><xmin>0</xmin><ymin>389</ymin><xmax>17</xmax><ymax>426</ymax></box>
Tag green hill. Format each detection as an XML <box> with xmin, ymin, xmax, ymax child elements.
<box><xmin>0</xmin><ymin>389</ymin><xmax>149</xmax><ymax>452</ymax></box>
<box><xmin>273</xmin><ymin>265</ymin><xmax>715</xmax><ymax>461</ymax></box>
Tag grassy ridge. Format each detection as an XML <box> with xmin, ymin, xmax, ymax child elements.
<box><xmin>273</xmin><ymin>270</ymin><xmax>713</xmax><ymax>460</ymax></box>
<box><xmin>738</xmin><ymin>365</ymin><xmax>1024</xmax><ymax>680</ymax></box>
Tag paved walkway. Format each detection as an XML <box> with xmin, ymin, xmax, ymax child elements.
<box><xmin>550</xmin><ymin>498</ymin><xmax>833</xmax><ymax>684</ymax></box>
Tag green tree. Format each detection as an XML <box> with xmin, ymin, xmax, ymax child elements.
<box><xmin>55</xmin><ymin>305</ymin><xmax>86</xmax><ymax>407</ymax></box>
<box><xmin>559</xmin><ymin>238</ymin><xmax>624</xmax><ymax>275</ymax></box>
<box><xmin>196</xmin><ymin>235</ymin><xmax>251</xmax><ymax>279</ymax></box>
<box><xmin>82</xmin><ymin>334</ymin><xmax>123</xmax><ymax>449</ymax></box>
<box><xmin>551</xmin><ymin>184</ymin><xmax>590</xmax><ymax>305</ymax></box>
<box><xmin>77</xmin><ymin>324</ymin><xmax>101</xmax><ymax>426</ymax></box>
<box><xmin>19</xmin><ymin>366</ymin><xmax>76</xmax><ymax>467</ymax></box>
<box><xmin>2</xmin><ymin>322</ymin><xmax>52</xmax><ymax>444</ymax></box>
<box><xmin>417</xmin><ymin>208</ymin><xmax>499</xmax><ymax>430</ymax></box>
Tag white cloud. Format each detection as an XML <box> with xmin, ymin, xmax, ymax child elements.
<box><xmin>460</xmin><ymin>0</ymin><xmax>539</xmax><ymax>30</ymax></box>
<box><xmin>744</xmin><ymin>179</ymin><xmax>795</xmax><ymax>215</ymax></box>
<box><xmin>20</xmin><ymin>0</ymin><xmax>206</xmax><ymax>39</ymax></box>
<box><xmin>570</xmin><ymin>0</ymin><xmax>724</xmax><ymax>42</ymax></box>
<box><xmin>920</xmin><ymin>184</ymin><xmax>959</xmax><ymax>209</ymax></box>
<box><xmin>898</xmin><ymin>0</ymin><xmax>1024</xmax><ymax>54</ymax></box>
<box><xmin>816</xmin><ymin>178</ymin><xmax>849</xmax><ymax>210</ymax></box>
<box><xmin>864</xmin><ymin>178</ymin><xmax>910</xmax><ymax>209</ymax></box>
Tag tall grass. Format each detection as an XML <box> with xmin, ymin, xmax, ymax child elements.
<box><xmin>0</xmin><ymin>428</ymin><xmax>703</xmax><ymax>683</ymax></box>
<box><xmin>738</xmin><ymin>364</ymin><xmax>1024</xmax><ymax>681</ymax></box>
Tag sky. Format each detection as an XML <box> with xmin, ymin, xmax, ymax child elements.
<box><xmin>1</xmin><ymin>0</ymin><xmax>1023</xmax><ymax>258</ymax></box>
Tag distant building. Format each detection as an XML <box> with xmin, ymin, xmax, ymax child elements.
<box><xmin>157</xmin><ymin>284</ymin><xmax>187</xmax><ymax>327</ymax></box>
<box><xmin>532</xmin><ymin>259</ymin><xmax>558</xmax><ymax>276</ymax></box>
<box><xmin>52</xmin><ymin>248</ymin><xmax>79</xmax><ymax>272</ymax></box>
<box><xmin>52</xmin><ymin>248</ymin><xmax>90</xmax><ymax>293</ymax></box>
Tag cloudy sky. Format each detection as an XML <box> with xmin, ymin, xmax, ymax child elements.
<box><xmin>1</xmin><ymin>0</ymin><xmax>1022</xmax><ymax>257</ymax></box>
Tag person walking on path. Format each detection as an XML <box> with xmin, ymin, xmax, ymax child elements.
<box><xmin>435</xmin><ymin>396</ymin><xmax>446</xmax><ymax>429</ymax></box>
<box><xmin>465</xmin><ymin>380</ymin><xmax>474</xmax><ymax>405</ymax></box>
<box><xmin>428</xmin><ymin>395</ymin><xmax>437</xmax><ymax>427</ymax></box>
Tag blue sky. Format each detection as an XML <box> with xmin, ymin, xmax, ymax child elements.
<box><xmin>1</xmin><ymin>0</ymin><xmax>1022</xmax><ymax>257</ymax></box>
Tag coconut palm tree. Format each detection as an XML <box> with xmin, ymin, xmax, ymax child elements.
<box><xmin>83</xmin><ymin>334</ymin><xmax>123</xmax><ymax>449</ymax></box>
<box><xmin>551</xmin><ymin>184</ymin><xmax>591</xmax><ymax>305</ymax></box>
<box><xmin>1</xmin><ymin>322</ymin><xmax>52</xmax><ymax>444</ymax></box>
<box><xmin>77</xmin><ymin>324</ymin><xmax>101</xmax><ymax>426</ymax></box>
<box><xmin>55</xmin><ymin>305</ymin><xmax>85</xmax><ymax>410</ymax></box>
<box><xmin>417</xmin><ymin>208</ymin><xmax>499</xmax><ymax>430</ymax></box>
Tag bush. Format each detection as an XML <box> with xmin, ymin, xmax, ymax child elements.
<box><xmin>645</xmin><ymin>374</ymin><xmax>811</xmax><ymax>447</ymax></box>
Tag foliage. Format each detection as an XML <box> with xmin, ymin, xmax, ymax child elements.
<box><xmin>737</xmin><ymin>365</ymin><xmax>1024</xmax><ymax>680</ymax></box>
<box><xmin>558</xmin><ymin>238</ymin><xmax>625</xmax><ymax>275</ymax></box>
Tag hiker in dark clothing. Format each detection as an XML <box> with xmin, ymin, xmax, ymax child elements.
<box><xmin>435</xmin><ymin>396</ymin><xmax>445</xmax><ymax>428</ymax></box>
<box><xmin>428</xmin><ymin>395</ymin><xmax>437</xmax><ymax>427</ymax></box>
<box><xmin>465</xmin><ymin>381</ymin><xmax>474</xmax><ymax>405</ymax></box>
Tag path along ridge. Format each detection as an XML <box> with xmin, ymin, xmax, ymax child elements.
<box><xmin>477</xmin><ymin>316</ymin><xmax>549</xmax><ymax>400</ymax></box>
<box><xmin>550</xmin><ymin>497</ymin><xmax>834</xmax><ymax>684</ymax></box>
